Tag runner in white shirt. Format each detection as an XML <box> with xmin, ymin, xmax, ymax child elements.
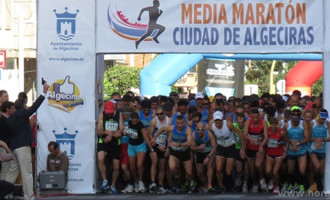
<box><xmin>149</xmin><ymin>106</ymin><xmax>171</xmax><ymax>193</ymax></box>
<box><xmin>209</xmin><ymin>111</ymin><xmax>245</xmax><ymax>193</ymax></box>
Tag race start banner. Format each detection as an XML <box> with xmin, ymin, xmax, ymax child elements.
<box><xmin>37</xmin><ymin>0</ymin><xmax>96</xmax><ymax>193</ymax></box>
<box><xmin>96</xmin><ymin>0</ymin><xmax>323</xmax><ymax>53</ymax></box>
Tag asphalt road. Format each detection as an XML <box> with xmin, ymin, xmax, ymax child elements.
<box><xmin>35</xmin><ymin>192</ymin><xmax>330</xmax><ymax>200</ymax></box>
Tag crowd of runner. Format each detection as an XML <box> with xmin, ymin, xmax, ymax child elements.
<box><xmin>97</xmin><ymin>90</ymin><xmax>329</xmax><ymax>195</ymax></box>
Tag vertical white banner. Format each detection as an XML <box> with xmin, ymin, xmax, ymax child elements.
<box><xmin>323</xmin><ymin>0</ymin><xmax>330</xmax><ymax>194</ymax></box>
<box><xmin>37</xmin><ymin>0</ymin><xmax>96</xmax><ymax>193</ymax></box>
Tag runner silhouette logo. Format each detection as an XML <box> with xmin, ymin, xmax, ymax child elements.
<box><xmin>107</xmin><ymin>0</ymin><xmax>165</xmax><ymax>49</ymax></box>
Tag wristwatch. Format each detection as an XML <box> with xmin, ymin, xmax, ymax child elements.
<box><xmin>296</xmin><ymin>142</ymin><xmax>300</xmax><ymax>146</ymax></box>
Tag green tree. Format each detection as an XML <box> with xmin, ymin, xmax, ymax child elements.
<box><xmin>104</xmin><ymin>64</ymin><xmax>142</xmax><ymax>97</ymax></box>
<box><xmin>312</xmin><ymin>77</ymin><xmax>323</xmax><ymax>96</ymax></box>
<box><xmin>245</xmin><ymin>60</ymin><xmax>285</xmax><ymax>95</ymax></box>
<box><xmin>245</xmin><ymin>60</ymin><xmax>299</xmax><ymax>96</ymax></box>
<box><xmin>274</xmin><ymin>61</ymin><xmax>297</xmax><ymax>82</ymax></box>
<box><xmin>171</xmin><ymin>85</ymin><xmax>179</xmax><ymax>93</ymax></box>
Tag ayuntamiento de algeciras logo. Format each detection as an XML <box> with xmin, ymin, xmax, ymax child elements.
<box><xmin>54</xmin><ymin>7</ymin><xmax>79</xmax><ymax>41</ymax></box>
<box><xmin>53</xmin><ymin>128</ymin><xmax>78</xmax><ymax>160</ymax></box>
<box><xmin>46</xmin><ymin>76</ymin><xmax>84</xmax><ymax>112</ymax></box>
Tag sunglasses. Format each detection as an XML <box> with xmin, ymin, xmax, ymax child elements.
<box><xmin>196</xmin><ymin>128</ymin><xmax>205</xmax><ymax>131</ymax></box>
<box><xmin>156</xmin><ymin>112</ymin><xmax>164</xmax><ymax>116</ymax></box>
<box><xmin>291</xmin><ymin>112</ymin><xmax>302</xmax><ymax>116</ymax></box>
<box><xmin>215</xmin><ymin>119</ymin><xmax>222</xmax><ymax>122</ymax></box>
<box><xmin>203</xmin><ymin>103</ymin><xmax>209</xmax><ymax>105</ymax></box>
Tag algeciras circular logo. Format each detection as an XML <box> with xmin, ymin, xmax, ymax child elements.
<box><xmin>46</xmin><ymin>76</ymin><xmax>84</xmax><ymax>112</ymax></box>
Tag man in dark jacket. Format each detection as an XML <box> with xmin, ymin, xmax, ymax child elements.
<box><xmin>6</xmin><ymin>83</ymin><xmax>49</xmax><ymax>200</ymax></box>
<box><xmin>0</xmin><ymin>101</ymin><xmax>15</xmax><ymax>180</ymax></box>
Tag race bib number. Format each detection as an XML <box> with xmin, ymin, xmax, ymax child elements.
<box><xmin>217</xmin><ymin>138</ymin><xmax>233</xmax><ymax>147</ymax></box>
<box><xmin>126</xmin><ymin>128</ymin><xmax>138</xmax><ymax>139</ymax></box>
<box><xmin>156</xmin><ymin>132</ymin><xmax>167</xmax><ymax>145</ymax></box>
<box><xmin>105</xmin><ymin>121</ymin><xmax>118</xmax><ymax>131</ymax></box>
<box><xmin>311</xmin><ymin>141</ymin><xmax>323</xmax><ymax>150</ymax></box>
<box><xmin>268</xmin><ymin>138</ymin><xmax>278</xmax><ymax>148</ymax></box>
<box><xmin>248</xmin><ymin>134</ymin><xmax>262</xmax><ymax>145</ymax></box>
<box><xmin>200</xmin><ymin>145</ymin><xmax>212</xmax><ymax>153</ymax></box>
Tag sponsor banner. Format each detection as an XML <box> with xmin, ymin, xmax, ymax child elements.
<box><xmin>37</xmin><ymin>0</ymin><xmax>96</xmax><ymax>193</ymax></box>
<box><xmin>96</xmin><ymin>0</ymin><xmax>323</xmax><ymax>53</ymax></box>
<box><xmin>205</xmin><ymin>87</ymin><xmax>235</xmax><ymax>99</ymax></box>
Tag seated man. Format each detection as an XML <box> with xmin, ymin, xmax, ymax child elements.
<box><xmin>46</xmin><ymin>141</ymin><xmax>69</xmax><ymax>180</ymax></box>
<box><xmin>0</xmin><ymin>140</ymin><xmax>14</xmax><ymax>199</ymax></box>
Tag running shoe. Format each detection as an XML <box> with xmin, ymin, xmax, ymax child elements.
<box><xmin>189</xmin><ymin>180</ymin><xmax>197</xmax><ymax>192</ymax></box>
<box><xmin>167</xmin><ymin>186</ymin><xmax>176</xmax><ymax>193</ymax></box>
<box><xmin>281</xmin><ymin>182</ymin><xmax>289</xmax><ymax>193</ymax></box>
<box><xmin>171</xmin><ymin>186</ymin><xmax>179</xmax><ymax>193</ymax></box>
<box><xmin>242</xmin><ymin>181</ymin><xmax>248</xmax><ymax>193</ymax></box>
<box><xmin>138</xmin><ymin>181</ymin><xmax>146</xmax><ymax>193</ymax></box>
<box><xmin>268</xmin><ymin>179</ymin><xmax>274</xmax><ymax>191</ymax></box>
<box><xmin>299</xmin><ymin>184</ymin><xmax>305</xmax><ymax>193</ymax></box>
<box><xmin>134</xmin><ymin>182</ymin><xmax>139</xmax><ymax>193</ymax></box>
<box><xmin>208</xmin><ymin>184</ymin><xmax>216</xmax><ymax>193</ymax></box>
<box><xmin>287</xmin><ymin>183</ymin><xmax>299</xmax><ymax>193</ymax></box>
<box><xmin>260</xmin><ymin>178</ymin><xmax>268</xmax><ymax>191</ymax></box>
<box><xmin>252</xmin><ymin>184</ymin><xmax>259</xmax><ymax>193</ymax></box>
<box><xmin>101</xmin><ymin>180</ymin><xmax>109</xmax><ymax>190</ymax></box>
<box><xmin>200</xmin><ymin>186</ymin><xmax>208</xmax><ymax>193</ymax></box>
<box><xmin>149</xmin><ymin>182</ymin><xmax>157</xmax><ymax>193</ymax></box>
<box><xmin>217</xmin><ymin>185</ymin><xmax>225</xmax><ymax>193</ymax></box>
<box><xmin>121</xmin><ymin>184</ymin><xmax>134</xmax><ymax>193</ymax></box>
<box><xmin>109</xmin><ymin>186</ymin><xmax>117</xmax><ymax>194</ymax></box>
<box><xmin>308</xmin><ymin>183</ymin><xmax>317</xmax><ymax>193</ymax></box>
<box><xmin>273</xmin><ymin>186</ymin><xmax>280</xmax><ymax>194</ymax></box>
<box><xmin>157</xmin><ymin>186</ymin><xmax>166</xmax><ymax>194</ymax></box>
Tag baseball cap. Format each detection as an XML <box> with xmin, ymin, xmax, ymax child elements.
<box><xmin>290</xmin><ymin>106</ymin><xmax>301</xmax><ymax>112</ymax></box>
<box><xmin>319</xmin><ymin>109</ymin><xmax>329</xmax><ymax>119</ymax></box>
<box><xmin>196</xmin><ymin>92</ymin><xmax>204</xmax><ymax>99</ymax></box>
<box><xmin>104</xmin><ymin>101</ymin><xmax>115</xmax><ymax>114</ymax></box>
<box><xmin>213</xmin><ymin>111</ymin><xmax>223</xmax><ymax>120</ymax></box>
<box><xmin>110</xmin><ymin>99</ymin><xmax>117</xmax><ymax>104</ymax></box>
